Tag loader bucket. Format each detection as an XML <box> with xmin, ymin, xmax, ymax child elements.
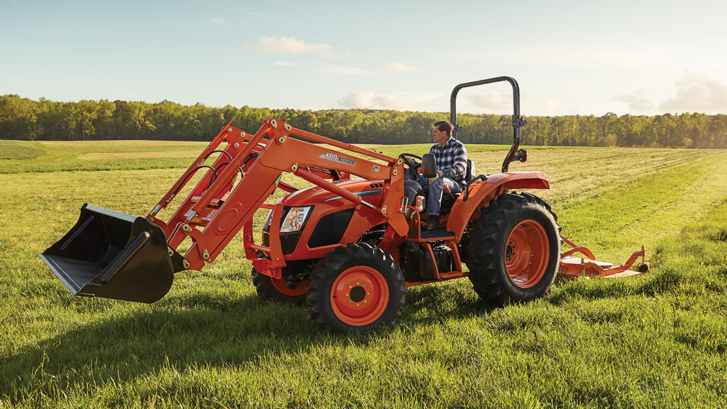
<box><xmin>40</xmin><ymin>204</ymin><xmax>174</xmax><ymax>303</ymax></box>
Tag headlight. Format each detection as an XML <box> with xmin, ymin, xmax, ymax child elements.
<box><xmin>416</xmin><ymin>196</ymin><xmax>426</xmax><ymax>213</ymax></box>
<box><xmin>280</xmin><ymin>206</ymin><xmax>312</xmax><ymax>233</ymax></box>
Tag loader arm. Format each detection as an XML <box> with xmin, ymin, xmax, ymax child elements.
<box><xmin>148</xmin><ymin>119</ymin><xmax>408</xmax><ymax>276</ymax></box>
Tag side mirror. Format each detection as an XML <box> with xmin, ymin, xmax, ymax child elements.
<box><xmin>509</xmin><ymin>148</ymin><xmax>528</xmax><ymax>163</ymax></box>
<box><xmin>421</xmin><ymin>154</ymin><xmax>437</xmax><ymax>178</ymax></box>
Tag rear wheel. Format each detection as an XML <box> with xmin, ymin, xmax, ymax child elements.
<box><xmin>306</xmin><ymin>243</ymin><xmax>406</xmax><ymax>333</ymax></box>
<box><xmin>252</xmin><ymin>268</ymin><xmax>307</xmax><ymax>304</ymax></box>
<box><xmin>466</xmin><ymin>192</ymin><xmax>561</xmax><ymax>306</ymax></box>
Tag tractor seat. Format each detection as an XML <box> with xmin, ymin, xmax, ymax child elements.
<box><xmin>439</xmin><ymin>159</ymin><xmax>475</xmax><ymax>215</ymax></box>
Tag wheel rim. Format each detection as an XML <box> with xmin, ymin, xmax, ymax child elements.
<box><xmin>271</xmin><ymin>277</ymin><xmax>308</xmax><ymax>297</ymax></box>
<box><xmin>330</xmin><ymin>266</ymin><xmax>389</xmax><ymax>326</ymax></box>
<box><xmin>505</xmin><ymin>220</ymin><xmax>550</xmax><ymax>288</ymax></box>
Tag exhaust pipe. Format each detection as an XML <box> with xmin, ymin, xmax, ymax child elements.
<box><xmin>40</xmin><ymin>204</ymin><xmax>174</xmax><ymax>303</ymax></box>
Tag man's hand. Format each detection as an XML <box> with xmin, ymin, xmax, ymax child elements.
<box><xmin>427</xmin><ymin>170</ymin><xmax>443</xmax><ymax>185</ymax></box>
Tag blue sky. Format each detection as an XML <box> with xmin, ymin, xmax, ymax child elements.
<box><xmin>2</xmin><ymin>0</ymin><xmax>726</xmax><ymax>116</ymax></box>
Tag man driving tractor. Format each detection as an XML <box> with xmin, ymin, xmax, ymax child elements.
<box><xmin>420</xmin><ymin>120</ymin><xmax>469</xmax><ymax>230</ymax></box>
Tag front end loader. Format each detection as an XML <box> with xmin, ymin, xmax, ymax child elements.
<box><xmin>41</xmin><ymin>76</ymin><xmax>648</xmax><ymax>333</ymax></box>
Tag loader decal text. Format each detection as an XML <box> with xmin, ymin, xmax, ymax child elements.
<box><xmin>320</xmin><ymin>152</ymin><xmax>355</xmax><ymax>166</ymax></box>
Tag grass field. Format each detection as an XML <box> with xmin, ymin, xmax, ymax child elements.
<box><xmin>0</xmin><ymin>141</ymin><xmax>45</xmax><ymax>160</ymax></box>
<box><xmin>1</xmin><ymin>141</ymin><xmax>727</xmax><ymax>408</ymax></box>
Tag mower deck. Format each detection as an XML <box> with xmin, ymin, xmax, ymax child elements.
<box><xmin>559</xmin><ymin>236</ymin><xmax>647</xmax><ymax>279</ymax></box>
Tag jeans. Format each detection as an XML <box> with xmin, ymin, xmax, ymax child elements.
<box><xmin>418</xmin><ymin>175</ymin><xmax>463</xmax><ymax>216</ymax></box>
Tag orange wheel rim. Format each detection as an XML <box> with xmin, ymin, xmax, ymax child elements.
<box><xmin>330</xmin><ymin>266</ymin><xmax>389</xmax><ymax>326</ymax></box>
<box><xmin>271</xmin><ymin>277</ymin><xmax>308</xmax><ymax>297</ymax></box>
<box><xmin>505</xmin><ymin>220</ymin><xmax>549</xmax><ymax>288</ymax></box>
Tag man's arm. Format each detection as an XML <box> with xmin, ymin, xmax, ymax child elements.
<box><xmin>441</xmin><ymin>143</ymin><xmax>468</xmax><ymax>180</ymax></box>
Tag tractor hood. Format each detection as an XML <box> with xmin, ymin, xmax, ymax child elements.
<box><xmin>280</xmin><ymin>178</ymin><xmax>384</xmax><ymax>208</ymax></box>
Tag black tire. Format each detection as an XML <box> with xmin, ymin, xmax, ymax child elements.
<box><xmin>306</xmin><ymin>243</ymin><xmax>406</xmax><ymax>333</ymax></box>
<box><xmin>466</xmin><ymin>192</ymin><xmax>561</xmax><ymax>307</ymax></box>
<box><xmin>252</xmin><ymin>267</ymin><xmax>307</xmax><ymax>304</ymax></box>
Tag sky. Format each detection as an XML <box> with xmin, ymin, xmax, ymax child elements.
<box><xmin>2</xmin><ymin>0</ymin><xmax>727</xmax><ymax>117</ymax></box>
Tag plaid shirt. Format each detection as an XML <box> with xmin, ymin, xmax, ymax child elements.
<box><xmin>429</xmin><ymin>137</ymin><xmax>468</xmax><ymax>185</ymax></box>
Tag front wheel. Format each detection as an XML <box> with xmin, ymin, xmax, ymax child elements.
<box><xmin>466</xmin><ymin>192</ymin><xmax>561</xmax><ymax>306</ymax></box>
<box><xmin>306</xmin><ymin>243</ymin><xmax>406</xmax><ymax>333</ymax></box>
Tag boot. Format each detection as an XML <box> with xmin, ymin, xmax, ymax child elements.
<box><xmin>422</xmin><ymin>215</ymin><xmax>440</xmax><ymax>230</ymax></box>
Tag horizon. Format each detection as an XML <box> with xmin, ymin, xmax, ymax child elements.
<box><xmin>6</xmin><ymin>93</ymin><xmax>726</xmax><ymax>119</ymax></box>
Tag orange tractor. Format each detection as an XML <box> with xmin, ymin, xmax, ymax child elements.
<box><xmin>41</xmin><ymin>77</ymin><xmax>647</xmax><ymax>333</ymax></box>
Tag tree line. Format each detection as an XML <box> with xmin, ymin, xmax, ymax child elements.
<box><xmin>1</xmin><ymin>94</ymin><xmax>726</xmax><ymax>148</ymax></box>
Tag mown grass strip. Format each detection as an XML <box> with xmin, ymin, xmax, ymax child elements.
<box><xmin>555</xmin><ymin>152</ymin><xmax>727</xmax><ymax>262</ymax></box>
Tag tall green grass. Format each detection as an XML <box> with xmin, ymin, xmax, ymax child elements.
<box><xmin>1</xmin><ymin>144</ymin><xmax>727</xmax><ymax>407</ymax></box>
<box><xmin>0</xmin><ymin>141</ymin><xmax>45</xmax><ymax>160</ymax></box>
<box><xmin>0</xmin><ymin>141</ymin><xmax>210</xmax><ymax>174</ymax></box>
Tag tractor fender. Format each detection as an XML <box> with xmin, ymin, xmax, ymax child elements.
<box><xmin>447</xmin><ymin>171</ymin><xmax>550</xmax><ymax>242</ymax></box>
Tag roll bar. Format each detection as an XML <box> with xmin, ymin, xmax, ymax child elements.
<box><xmin>450</xmin><ymin>76</ymin><xmax>528</xmax><ymax>173</ymax></box>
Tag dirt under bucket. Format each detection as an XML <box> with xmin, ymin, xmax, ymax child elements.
<box><xmin>40</xmin><ymin>204</ymin><xmax>174</xmax><ymax>303</ymax></box>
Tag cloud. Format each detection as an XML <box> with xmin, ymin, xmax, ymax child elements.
<box><xmin>339</xmin><ymin>91</ymin><xmax>444</xmax><ymax>110</ymax></box>
<box><xmin>531</xmin><ymin>99</ymin><xmax>558</xmax><ymax>113</ymax></box>
<box><xmin>206</xmin><ymin>18</ymin><xmax>225</xmax><ymax>25</ymax></box>
<box><xmin>341</xmin><ymin>92</ymin><xmax>412</xmax><ymax>110</ymax></box>
<box><xmin>273</xmin><ymin>61</ymin><xmax>369</xmax><ymax>75</ymax></box>
<box><xmin>612</xmin><ymin>92</ymin><xmax>654</xmax><ymax>113</ymax></box>
<box><xmin>246</xmin><ymin>36</ymin><xmax>351</xmax><ymax>59</ymax></box>
<box><xmin>659</xmin><ymin>69</ymin><xmax>727</xmax><ymax>113</ymax></box>
<box><xmin>466</xmin><ymin>91</ymin><xmax>510</xmax><ymax>111</ymax></box>
<box><xmin>7</xmin><ymin>0</ymin><xmax>17</xmax><ymax>5</ymax></box>
<box><xmin>380</xmin><ymin>63</ymin><xmax>418</xmax><ymax>73</ymax></box>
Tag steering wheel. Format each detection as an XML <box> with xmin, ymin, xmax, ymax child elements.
<box><xmin>398</xmin><ymin>153</ymin><xmax>423</xmax><ymax>181</ymax></box>
<box><xmin>398</xmin><ymin>153</ymin><xmax>422</xmax><ymax>169</ymax></box>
